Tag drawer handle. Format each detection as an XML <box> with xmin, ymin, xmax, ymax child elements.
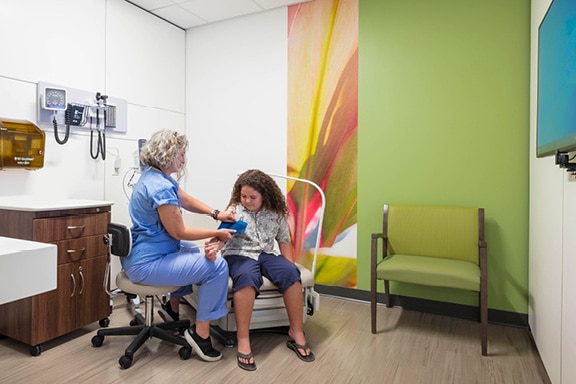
<box><xmin>78</xmin><ymin>266</ymin><xmax>85</xmax><ymax>295</ymax></box>
<box><xmin>70</xmin><ymin>274</ymin><xmax>76</xmax><ymax>297</ymax></box>
<box><xmin>67</xmin><ymin>225</ymin><xmax>86</xmax><ymax>237</ymax></box>
<box><xmin>67</xmin><ymin>248</ymin><xmax>86</xmax><ymax>260</ymax></box>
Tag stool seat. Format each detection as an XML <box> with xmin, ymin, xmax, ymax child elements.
<box><xmin>116</xmin><ymin>271</ymin><xmax>180</xmax><ymax>297</ymax></box>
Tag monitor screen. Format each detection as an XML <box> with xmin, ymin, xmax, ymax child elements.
<box><xmin>537</xmin><ymin>0</ymin><xmax>576</xmax><ymax>157</ymax></box>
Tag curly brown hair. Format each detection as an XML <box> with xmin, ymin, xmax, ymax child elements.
<box><xmin>227</xmin><ymin>169</ymin><xmax>288</xmax><ymax>216</ymax></box>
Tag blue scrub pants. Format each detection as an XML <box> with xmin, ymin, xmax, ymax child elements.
<box><xmin>125</xmin><ymin>243</ymin><xmax>228</xmax><ymax>323</ymax></box>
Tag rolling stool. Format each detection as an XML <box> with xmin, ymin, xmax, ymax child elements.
<box><xmin>91</xmin><ymin>223</ymin><xmax>192</xmax><ymax>369</ymax></box>
<box><xmin>92</xmin><ymin>272</ymin><xmax>192</xmax><ymax>369</ymax></box>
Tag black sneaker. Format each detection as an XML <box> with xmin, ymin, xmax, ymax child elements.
<box><xmin>158</xmin><ymin>302</ymin><xmax>180</xmax><ymax>322</ymax></box>
<box><xmin>185</xmin><ymin>325</ymin><xmax>222</xmax><ymax>362</ymax></box>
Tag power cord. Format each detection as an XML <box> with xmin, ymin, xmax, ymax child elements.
<box><xmin>52</xmin><ymin>113</ymin><xmax>70</xmax><ymax>144</ymax></box>
<box><xmin>123</xmin><ymin>167</ymin><xmax>139</xmax><ymax>201</ymax></box>
<box><xmin>107</xmin><ymin>147</ymin><xmax>121</xmax><ymax>176</ymax></box>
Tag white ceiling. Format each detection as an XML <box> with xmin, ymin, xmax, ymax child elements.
<box><xmin>126</xmin><ymin>0</ymin><xmax>313</xmax><ymax>29</ymax></box>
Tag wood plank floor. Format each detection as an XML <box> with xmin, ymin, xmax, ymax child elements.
<box><xmin>0</xmin><ymin>295</ymin><xmax>551</xmax><ymax>384</ymax></box>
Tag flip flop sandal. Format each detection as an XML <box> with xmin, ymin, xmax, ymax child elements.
<box><xmin>286</xmin><ymin>339</ymin><xmax>315</xmax><ymax>362</ymax></box>
<box><xmin>237</xmin><ymin>352</ymin><xmax>257</xmax><ymax>371</ymax></box>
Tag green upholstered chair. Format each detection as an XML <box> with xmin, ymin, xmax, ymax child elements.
<box><xmin>370</xmin><ymin>204</ymin><xmax>488</xmax><ymax>356</ymax></box>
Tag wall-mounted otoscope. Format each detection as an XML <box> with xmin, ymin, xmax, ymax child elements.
<box><xmin>90</xmin><ymin>92</ymin><xmax>108</xmax><ymax>160</ymax></box>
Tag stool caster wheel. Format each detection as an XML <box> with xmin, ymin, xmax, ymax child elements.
<box><xmin>119</xmin><ymin>355</ymin><xmax>133</xmax><ymax>369</ymax></box>
<box><xmin>91</xmin><ymin>335</ymin><xmax>104</xmax><ymax>347</ymax></box>
<box><xmin>179</xmin><ymin>346</ymin><xmax>192</xmax><ymax>360</ymax></box>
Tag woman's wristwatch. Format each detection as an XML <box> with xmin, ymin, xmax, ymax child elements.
<box><xmin>210</xmin><ymin>208</ymin><xmax>220</xmax><ymax>220</ymax></box>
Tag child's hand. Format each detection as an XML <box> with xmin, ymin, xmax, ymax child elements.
<box><xmin>204</xmin><ymin>239</ymin><xmax>221</xmax><ymax>261</ymax></box>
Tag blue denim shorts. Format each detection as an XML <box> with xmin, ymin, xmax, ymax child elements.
<box><xmin>224</xmin><ymin>252</ymin><xmax>301</xmax><ymax>296</ymax></box>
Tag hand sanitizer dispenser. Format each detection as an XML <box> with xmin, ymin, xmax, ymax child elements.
<box><xmin>0</xmin><ymin>117</ymin><xmax>46</xmax><ymax>170</ymax></box>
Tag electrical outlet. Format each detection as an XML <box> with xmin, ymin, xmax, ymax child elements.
<box><xmin>568</xmin><ymin>173</ymin><xmax>576</xmax><ymax>182</ymax></box>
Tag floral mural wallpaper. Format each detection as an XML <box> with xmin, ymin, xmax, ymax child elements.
<box><xmin>287</xmin><ymin>0</ymin><xmax>358</xmax><ymax>287</ymax></box>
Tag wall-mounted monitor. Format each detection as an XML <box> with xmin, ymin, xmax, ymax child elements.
<box><xmin>537</xmin><ymin>0</ymin><xmax>576</xmax><ymax>157</ymax></box>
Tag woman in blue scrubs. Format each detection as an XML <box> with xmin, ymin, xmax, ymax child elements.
<box><xmin>122</xmin><ymin>129</ymin><xmax>236</xmax><ymax>362</ymax></box>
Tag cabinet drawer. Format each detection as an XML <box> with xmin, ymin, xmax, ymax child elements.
<box><xmin>54</xmin><ymin>235</ymin><xmax>108</xmax><ymax>264</ymax></box>
<box><xmin>33</xmin><ymin>212</ymin><xmax>110</xmax><ymax>242</ymax></box>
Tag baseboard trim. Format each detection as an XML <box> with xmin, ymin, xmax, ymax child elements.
<box><xmin>315</xmin><ymin>284</ymin><xmax>529</xmax><ymax>329</ymax></box>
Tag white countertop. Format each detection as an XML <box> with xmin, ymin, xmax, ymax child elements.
<box><xmin>0</xmin><ymin>197</ymin><xmax>113</xmax><ymax>211</ymax></box>
<box><xmin>0</xmin><ymin>236</ymin><xmax>58</xmax><ymax>305</ymax></box>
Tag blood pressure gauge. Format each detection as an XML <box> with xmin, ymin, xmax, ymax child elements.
<box><xmin>43</xmin><ymin>87</ymin><xmax>67</xmax><ymax>111</ymax></box>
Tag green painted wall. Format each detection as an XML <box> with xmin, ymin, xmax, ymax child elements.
<box><xmin>357</xmin><ymin>0</ymin><xmax>530</xmax><ymax>313</ymax></box>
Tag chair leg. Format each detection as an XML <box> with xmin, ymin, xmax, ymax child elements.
<box><xmin>371</xmin><ymin>234</ymin><xmax>378</xmax><ymax>334</ymax></box>
<box><xmin>157</xmin><ymin>319</ymin><xmax>190</xmax><ymax>333</ymax></box>
<box><xmin>384</xmin><ymin>280</ymin><xmax>391</xmax><ymax>308</ymax></box>
<box><xmin>371</xmin><ymin>286</ymin><xmax>377</xmax><ymax>334</ymax></box>
<box><xmin>97</xmin><ymin>324</ymin><xmax>144</xmax><ymax>337</ymax></box>
<box><xmin>480</xmin><ymin>290</ymin><xmax>488</xmax><ymax>356</ymax></box>
<box><xmin>210</xmin><ymin>324</ymin><xmax>237</xmax><ymax>347</ymax></box>
<box><xmin>371</xmin><ymin>273</ymin><xmax>377</xmax><ymax>334</ymax></box>
<box><xmin>151</xmin><ymin>327</ymin><xmax>190</xmax><ymax>349</ymax></box>
<box><xmin>124</xmin><ymin>327</ymin><xmax>153</xmax><ymax>358</ymax></box>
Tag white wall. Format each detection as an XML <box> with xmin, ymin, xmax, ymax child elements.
<box><xmin>0</xmin><ymin>0</ymin><xmax>184</xmax><ymax>213</ymax></box>
<box><xmin>185</xmin><ymin>8</ymin><xmax>289</xmax><ymax>214</ymax></box>
<box><xmin>0</xmin><ymin>0</ymin><xmax>185</xmax><ymax>287</ymax></box>
<box><xmin>103</xmin><ymin>0</ymin><xmax>186</xmax><ymax>227</ymax></box>
<box><xmin>529</xmin><ymin>1</ymin><xmax>576</xmax><ymax>383</ymax></box>
<box><xmin>0</xmin><ymin>0</ymin><xmax>107</xmax><ymax>200</ymax></box>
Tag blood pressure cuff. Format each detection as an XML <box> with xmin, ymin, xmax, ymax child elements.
<box><xmin>217</xmin><ymin>220</ymin><xmax>247</xmax><ymax>234</ymax></box>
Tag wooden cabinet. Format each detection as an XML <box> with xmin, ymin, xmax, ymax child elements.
<box><xmin>0</xmin><ymin>200</ymin><xmax>112</xmax><ymax>355</ymax></box>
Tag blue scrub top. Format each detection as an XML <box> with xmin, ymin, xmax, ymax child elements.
<box><xmin>122</xmin><ymin>167</ymin><xmax>181</xmax><ymax>273</ymax></box>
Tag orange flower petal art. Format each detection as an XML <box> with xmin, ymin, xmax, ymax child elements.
<box><xmin>288</xmin><ymin>0</ymin><xmax>358</xmax><ymax>287</ymax></box>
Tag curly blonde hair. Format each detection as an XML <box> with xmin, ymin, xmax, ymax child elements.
<box><xmin>228</xmin><ymin>169</ymin><xmax>288</xmax><ymax>216</ymax></box>
<box><xmin>140</xmin><ymin>130</ymin><xmax>188</xmax><ymax>179</ymax></box>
